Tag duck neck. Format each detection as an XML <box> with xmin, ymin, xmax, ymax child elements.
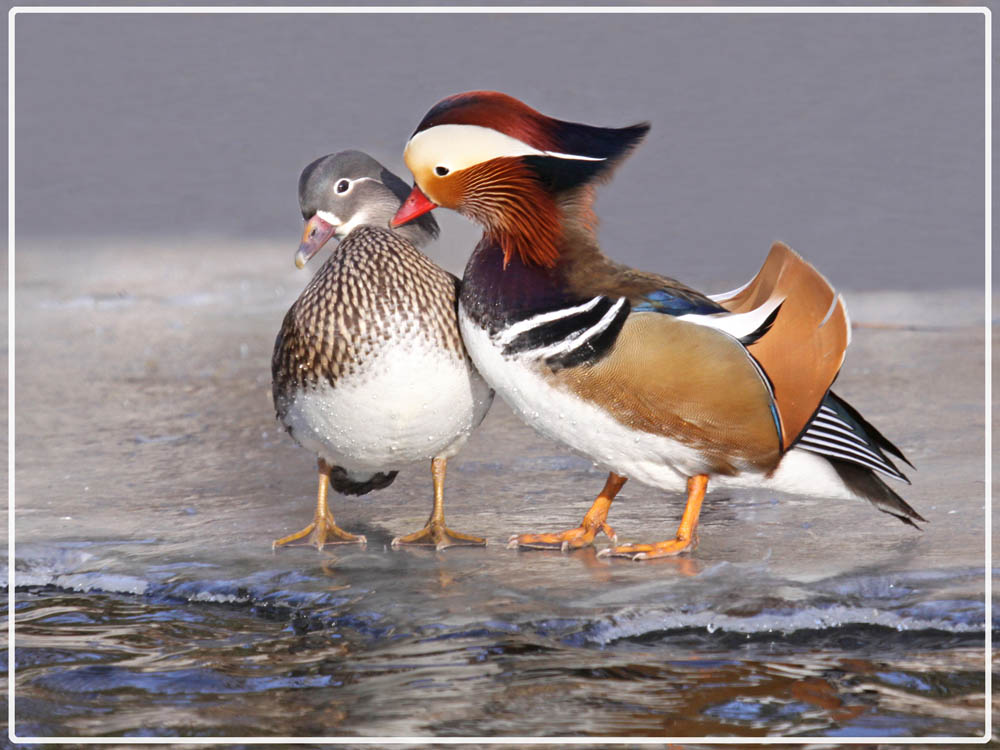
<box><xmin>460</xmin><ymin>215</ymin><xmax>609</xmax><ymax>334</ymax></box>
<box><xmin>392</xmin><ymin>213</ymin><xmax>438</xmax><ymax>249</ymax></box>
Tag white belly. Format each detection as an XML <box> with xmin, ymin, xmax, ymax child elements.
<box><xmin>459</xmin><ymin>308</ymin><xmax>857</xmax><ymax>501</ymax></box>
<box><xmin>460</xmin><ymin>307</ymin><xmax>699</xmax><ymax>491</ymax></box>
<box><xmin>282</xmin><ymin>338</ymin><xmax>491</xmax><ymax>474</ymax></box>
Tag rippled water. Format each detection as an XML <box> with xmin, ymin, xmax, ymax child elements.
<box><xmin>10</xmin><ymin>529</ymin><xmax>991</xmax><ymax>740</ymax></box>
<box><xmin>11</xmin><ymin>584</ymin><xmax>988</xmax><ymax>739</ymax></box>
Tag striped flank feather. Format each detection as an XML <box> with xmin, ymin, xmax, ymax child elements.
<box><xmin>795</xmin><ymin>392</ymin><xmax>910</xmax><ymax>483</ymax></box>
<box><xmin>499</xmin><ymin>295</ymin><xmax>630</xmax><ymax>370</ymax></box>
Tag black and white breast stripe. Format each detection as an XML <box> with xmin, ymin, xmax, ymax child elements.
<box><xmin>796</xmin><ymin>401</ymin><xmax>909</xmax><ymax>482</ymax></box>
<box><xmin>497</xmin><ymin>295</ymin><xmax>630</xmax><ymax>370</ymax></box>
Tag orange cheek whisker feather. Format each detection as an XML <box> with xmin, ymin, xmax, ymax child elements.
<box><xmin>460</xmin><ymin>158</ymin><xmax>562</xmax><ymax>269</ymax></box>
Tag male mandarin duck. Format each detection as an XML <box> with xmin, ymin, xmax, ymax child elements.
<box><xmin>390</xmin><ymin>91</ymin><xmax>924</xmax><ymax>560</ymax></box>
<box><xmin>272</xmin><ymin>150</ymin><xmax>493</xmax><ymax>551</ymax></box>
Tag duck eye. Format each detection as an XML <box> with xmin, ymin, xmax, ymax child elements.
<box><xmin>335</xmin><ymin>179</ymin><xmax>350</xmax><ymax>194</ymax></box>
<box><xmin>434</xmin><ymin>166</ymin><xmax>449</xmax><ymax>177</ymax></box>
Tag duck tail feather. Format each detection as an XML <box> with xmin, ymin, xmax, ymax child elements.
<box><xmin>829</xmin><ymin>458</ymin><xmax>926</xmax><ymax>528</ymax></box>
<box><xmin>328</xmin><ymin>467</ymin><xmax>398</xmax><ymax>496</ymax></box>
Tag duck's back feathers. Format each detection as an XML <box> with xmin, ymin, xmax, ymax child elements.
<box><xmin>634</xmin><ymin>288</ymin><xmax>728</xmax><ymax>316</ymax></box>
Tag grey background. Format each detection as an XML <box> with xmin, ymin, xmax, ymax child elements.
<box><xmin>11</xmin><ymin>10</ymin><xmax>987</xmax><ymax>291</ymax></box>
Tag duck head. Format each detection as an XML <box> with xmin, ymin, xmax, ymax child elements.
<box><xmin>391</xmin><ymin>91</ymin><xmax>649</xmax><ymax>268</ymax></box>
<box><xmin>295</xmin><ymin>150</ymin><xmax>439</xmax><ymax>268</ymax></box>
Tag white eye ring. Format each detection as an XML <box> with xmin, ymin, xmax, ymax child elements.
<box><xmin>335</xmin><ymin>179</ymin><xmax>351</xmax><ymax>194</ymax></box>
<box><xmin>434</xmin><ymin>166</ymin><xmax>450</xmax><ymax>177</ymax></box>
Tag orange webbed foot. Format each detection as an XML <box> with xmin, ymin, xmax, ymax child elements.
<box><xmin>272</xmin><ymin>509</ymin><xmax>366</xmax><ymax>551</ymax></box>
<box><xmin>391</xmin><ymin>522</ymin><xmax>486</xmax><ymax>551</ymax></box>
<box><xmin>597</xmin><ymin>474</ymin><xmax>708</xmax><ymax>562</ymax></box>
<box><xmin>389</xmin><ymin>457</ymin><xmax>486</xmax><ymax>551</ymax></box>
<box><xmin>507</xmin><ymin>521</ymin><xmax>617</xmax><ymax>552</ymax></box>
<box><xmin>596</xmin><ymin>533</ymin><xmax>698</xmax><ymax>561</ymax></box>
<box><xmin>508</xmin><ymin>472</ymin><xmax>626</xmax><ymax>552</ymax></box>
<box><xmin>273</xmin><ymin>459</ymin><xmax>366</xmax><ymax>551</ymax></box>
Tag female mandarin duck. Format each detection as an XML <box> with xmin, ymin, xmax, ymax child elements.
<box><xmin>391</xmin><ymin>91</ymin><xmax>924</xmax><ymax>560</ymax></box>
<box><xmin>272</xmin><ymin>150</ymin><xmax>493</xmax><ymax>551</ymax></box>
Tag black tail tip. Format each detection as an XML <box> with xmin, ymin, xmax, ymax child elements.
<box><xmin>329</xmin><ymin>467</ymin><xmax>398</xmax><ymax>496</ymax></box>
<box><xmin>830</xmin><ymin>458</ymin><xmax>925</xmax><ymax>529</ymax></box>
<box><xmin>884</xmin><ymin>508</ymin><xmax>927</xmax><ymax>530</ymax></box>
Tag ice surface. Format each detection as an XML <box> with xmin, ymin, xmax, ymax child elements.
<box><xmin>10</xmin><ymin>239</ymin><xmax>989</xmax><ymax>631</ymax></box>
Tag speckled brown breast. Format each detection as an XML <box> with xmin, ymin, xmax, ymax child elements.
<box><xmin>272</xmin><ymin>225</ymin><xmax>466</xmax><ymax>416</ymax></box>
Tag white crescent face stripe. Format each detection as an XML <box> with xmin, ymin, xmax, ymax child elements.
<box><xmin>405</xmin><ymin>123</ymin><xmax>606</xmax><ymax>177</ymax></box>
<box><xmin>544</xmin><ymin>149</ymin><xmax>606</xmax><ymax>161</ymax></box>
<box><xmin>315</xmin><ymin>209</ymin><xmax>371</xmax><ymax>238</ymax></box>
<box><xmin>315</xmin><ymin>209</ymin><xmax>342</xmax><ymax>226</ymax></box>
<box><xmin>335</xmin><ymin>211</ymin><xmax>370</xmax><ymax>238</ymax></box>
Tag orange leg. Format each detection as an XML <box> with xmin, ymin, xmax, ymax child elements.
<box><xmin>391</xmin><ymin>457</ymin><xmax>486</xmax><ymax>550</ymax></box>
<box><xmin>598</xmin><ymin>474</ymin><xmax>707</xmax><ymax>561</ymax></box>
<box><xmin>508</xmin><ymin>472</ymin><xmax>627</xmax><ymax>551</ymax></box>
<box><xmin>273</xmin><ymin>459</ymin><xmax>366</xmax><ymax>551</ymax></box>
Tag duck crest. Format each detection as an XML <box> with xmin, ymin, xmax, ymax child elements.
<box><xmin>414</xmin><ymin>91</ymin><xmax>561</xmax><ymax>151</ymax></box>
<box><xmin>414</xmin><ymin>91</ymin><xmax>651</xmax><ymax>177</ymax></box>
<box><xmin>405</xmin><ymin>91</ymin><xmax>650</xmax><ymax>272</ymax></box>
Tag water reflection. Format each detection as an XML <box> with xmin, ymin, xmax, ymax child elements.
<box><xmin>13</xmin><ymin>589</ymin><xmax>986</xmax><ymax>739</ymax></box>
